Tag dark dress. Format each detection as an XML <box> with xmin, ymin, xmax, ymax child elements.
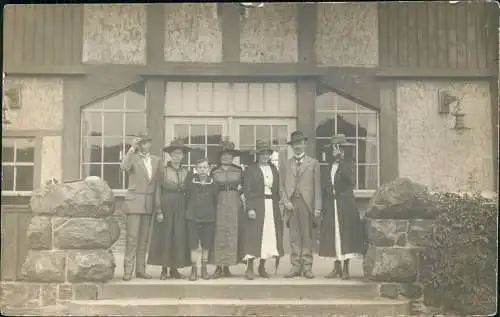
<box><xmin>209</xmin><ymin>164</ymin><xmax>244</xmax><ymax>266</ymax></box>
<box><xmin>185</xmin><ymin>174</ymin><xmax>218</xmax><ymax>250</ymax></box>
<box><xmin>240</xmin><ymin>163</ymin><xmax>284</xmax><ymax>259</ymax></box>
<box><xmin>318</xmin><ymin>159</ymin><xmax>365</xmax><ymax>259</ymax></box>
<box><xmin>147</xmin><ymin>162</ymin><xmax>191</xmax><ymax>268</ymax></box>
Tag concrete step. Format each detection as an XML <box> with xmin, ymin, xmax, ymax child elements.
<box><xmin>98</xmin><ymin>279</ymin><xmax>380</xmax><ymax>300</ymax></box>
<box><xmin>68</xmin><ymin>298</ymin><xmax>410</xmax><ymax>317</ymax></box>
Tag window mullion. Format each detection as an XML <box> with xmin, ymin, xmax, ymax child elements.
<box><xmin>13</xmin><ymin>140</ymin><xmax>17</xmax><ymax>191</ymax></box>
<box><xmin>101</xmin><ymin>108</ymin><xmax>104</xmax><ymax>180</ymax></box>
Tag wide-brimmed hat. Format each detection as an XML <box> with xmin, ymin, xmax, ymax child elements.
<box><xmin>163</xmin><ymin>138</ymin><xmax>192</xmax><ymax>153</ymax></box>
<box><xmin>219</xmin><ymin>139</ymin><xmax>241</xmax><ymax>156</ymax></box>
<box><xmin>130</xmin><ymin>132</ymin><xmax>152</xmax><ymax>143</ymax></box>
<box><xmin>287</xmin><ymin>130</ymin><xmax>308</xmax><ymax>145</ymax></box>
<box><xmin>253</xmin><ymin>139</ymin><xmax>274</xmax><ymax>155</ymax></box>
<box><xmin>324</xmin><ymin>134</ymin><xmax>351</xmax><ymax>147</ymax></box>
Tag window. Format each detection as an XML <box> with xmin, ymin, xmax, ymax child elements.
<box><xmin>1</xmin><ymin>137</ymin><xmax>36</xmax><ymax>205</ymax></box>
<box><xmin>315</xmin><ymin>87</ymin><xmax>380</xmax><ymax>192</ymax></box>
<box><xmin>236</xmin><ymin>121</ymin><xmax>294</xmax><ymax>170</ymax></box>
<box><xmin>166</xmin><ymin>120</ymin><xmax>225</xmax><ymax>170</ymax></box>
<box><xmin>80</xmin><ymin>82</ymin><xmax>146</xmax><ymax>191</ymax></box>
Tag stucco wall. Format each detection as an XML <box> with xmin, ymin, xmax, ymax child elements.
<box><xmin>240</xmin><ymin>3</ymin><xmax>298</xmax><ymax>63</ymax></box>
<box><xmin>316</xmin><ymin>3</ymin><xmax>378</xmax><ymax>67</ymax></box>
<box><xmin>82</xmin><ymin>4</ymin><xmax>146</xmax><ymax>64</ymax></box>
<box><xmin>3</xmin><ymin>78</ymin><xmax>63</xmax><ymax>131</ymax></box>
<box><xmin>164</xmin><ymin>4</ymin><xmax>222</xmax><ymax>62</ymax></box>
<box><xmin>41</xmin><ymin>136</ymin><xmax>62</xmax><ymax>186</ymax></box>
<box><xmin>397</xmin><ymin>81</ymin><xmax>494</xmax><ymax>192</ymax></box>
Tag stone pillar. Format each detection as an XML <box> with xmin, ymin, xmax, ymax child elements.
<box><xmin>19</xmin><ymin>176</ymin><xmax>120</xmax><ymax>306</ymax></box>
<box><xmin>363</xmin><ymin>178</ymin><xmax>437</xmax><ymax>315</ymax></box>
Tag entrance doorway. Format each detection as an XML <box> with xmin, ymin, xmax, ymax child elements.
<box><xmin>164</xmin><ymin>117</ymin><xmax>296</xmax><ymax>170</ymax></box>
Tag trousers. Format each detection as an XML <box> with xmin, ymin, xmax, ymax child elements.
<box><xmin>124</xmin><ymin>214</ymin><xmax>152</xmax><ymax>276</ymax></box>
<box><xmin>289</xmin><ymin>195</ymin><xmax>314</xmax><ymax>272</ymax></box>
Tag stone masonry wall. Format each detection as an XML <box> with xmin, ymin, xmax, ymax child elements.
<box><xmin>363</xmin><ymin>178</ymin><xmax>438</xmax><ymax>315</ymax></box>
<box><xmin>1</xmin><ymin>177</ymin><xmax>120</xmax><ymax>312</ymax></box>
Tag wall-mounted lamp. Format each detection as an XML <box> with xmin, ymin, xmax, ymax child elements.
<box><xmin>438</xmin><ymin>90</ymin><xmax>469</xmax><ymax>133</ymax></box>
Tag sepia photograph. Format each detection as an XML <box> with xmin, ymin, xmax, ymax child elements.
<box><xmin>1</xmin><ymin>2</ymin><xmax>498</xmax><ymax>316</ymax></box>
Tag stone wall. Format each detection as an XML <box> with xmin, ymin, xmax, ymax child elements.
<box><xmin>0</xmin><ymin>177</ymin><xmax>120</xmax><ymax>312</ymax></box>
<box><xmin>363</xmin><ymin>178</ymin><xmax>438</xmax><ymax>315</ymax></box>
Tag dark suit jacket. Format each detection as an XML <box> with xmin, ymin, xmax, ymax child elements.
<box><xmin>121</xmin><ymin>150</ymin><xmax>162</xmax><ymax>214</ymax></box>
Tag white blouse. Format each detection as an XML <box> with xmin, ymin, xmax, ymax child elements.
<box><xmin>260</xmin><ymin>165</ymin><xmax>274</xmax><ymax>196</ymax></box>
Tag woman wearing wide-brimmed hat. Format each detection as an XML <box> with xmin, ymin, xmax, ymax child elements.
<box><xmin>147</xmin><ymin>139</ymin><xmax>192</xmax><ymax>279</ymax></box>
<box><xmin>318</xmin><ymin>134</ymin><xmax>364</xmax><ymax>280</ymax></box>
<box><xmin>240</xmin><ymin>139</ymin><xmax>284</xmax><ymax>280</ymax></box>
<box><xmin>209</xmin><ymin>139</ymin><xmax>244</xmax><ymax>279</ymax></box>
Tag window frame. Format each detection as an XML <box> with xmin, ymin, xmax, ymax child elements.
<box><xmin>1</xmin><ymin>133</ymin><xmax>42</xmax><ymax>205</ymax></box>
<box><xmin>79</xmin><ymin>83</ymin><xmax>147</xmax><ymax>195</ymax></box>
<box><xmin>315</xmin><ymin>90</ymin><xmax>381</xmax><ymax>195</ymax></box>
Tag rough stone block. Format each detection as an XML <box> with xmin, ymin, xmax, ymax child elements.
<box><xmin>53</xmin><ymin>217</ymin><xmax>120</xmax><ymax>249</ymax></box>
<box><xmin>21</xmin><ymin>250</ymin><xmax>66</xmax><ymax>283</ymax></box>
<box><xmin>40</xmin><ymin>284</ymin><xmax>57</xmax><ymax>306</ymax></box>
<box><xmin>399</xmin><ymin>283</ymin><xmax>422</xmax><ymax>299</ymax></box>
<box><xmin>379</xmin><ymin>283</ymin><xmax>398</xmax><ymax>299</ymax></box>
<box><xmin>27</xmin><ymin>216</ymin><xmax>52</xmax><ymax>250</ymax></box>
<box><xmin>73</xmin><ymin>283</ymin><xmax>100</xmax><ymax>300</ymax></box>
<box><xmin>407</xmin><ymin>219</ymin><xmax>435</xmax><ymax>247</ymax></box>
<box><xmin>363</xmin><ymin>246</ymin><xmax>418</xmax><ymax>283</ymax></box>
<box><xmin>0</xmin><ymin>283</ymin><xmax>41</xmax><ymax>308</ymax></box>
<box><xmin>30</xmin><ymin>176</ymin><xmax>115</xmax><ymax>218</ymax></box>
<box><xmin>366</xmin><ymin>178</ymin><xmax>436</xmax><ymax>219</ymax></box>
<box><xmin>67</xmin><ymin>250</ymin><xmax>115</xmax><ymax>283</ymax></box>
<box><xmin>365</xmin><ymin>219</ymin><xmax>408</xmax><ymax>247</ymax></box>
<box><xmin>58</xmin><ymin>284</ymin><xmax>73</xmax><ymax>301</ymax></box>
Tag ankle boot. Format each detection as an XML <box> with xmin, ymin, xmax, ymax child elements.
<box><xmin>258</xmin><ymin>259</ymin><xmax>270</xmax><ymax>278</ymax></box>
<box><xmin>342</xmin><ymin>259</ymin><xmax>350</xmax><ymax>280</ymax></box>
<box><xmin>160</xmin><ymin>266</ymin><xmax>168</xmax><ymax>280</ymax></box>
<box><xmin>223</xmin><ymin>266</ymin><xmax>232</xmax><ymax>277</ymax></box>
<box><xmin>201</xmin><ymin>261</ymin><xmax>209</xmax><ymax>280</ymax></box>
<box><xmin>169</xmin><ymin>267</ymin><xmax>183</xmax><ymax>279</ymax></box>
<box><xmin>245</xmin><ymin>259</ymin><xmax>254</xmax><ymax>280</ymax></box>
<box><xmin>326</xmin><ymin>261</ymin><xmax>342</xmax><ymax>279</ymax></box>
<box><xmin>189</xmin><ymin>266</ymin><xmax>198</xmax><ymax>281</ymax></box>
<box><xmin>212</xmin><ymin>265</ymin><xmax>222</xmax><ymax>279</ymax></box>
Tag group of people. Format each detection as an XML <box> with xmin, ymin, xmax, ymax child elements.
<box><xmin>120</xmin><ymin>130</ymin><xmax>365</xmax><ymax>282</ymax></box>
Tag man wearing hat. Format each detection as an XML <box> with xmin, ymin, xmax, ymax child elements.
<box><xmin>121</xmin><ymin>133</ymin><xmax>163</xmax><ymax>281</ymax></box>
<box><xmin>281</xmin><ymin>131</ymin><xmax>322</xmax><ymax>279</ymax></box>
<box><xmin>318</xmin><ymin>134</ymin><xmax>364</xmax><ymax>280</ymax></box>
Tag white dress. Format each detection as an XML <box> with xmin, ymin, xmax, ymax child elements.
<box><xmin>243</xmin><ymin>165</ymin><xmax>279</xmax><ymax>261</ymax></box>
<box><xmin>330</xmin><ymin>163</ymin><xmax>362</xmax><ymax>261</ymax></box>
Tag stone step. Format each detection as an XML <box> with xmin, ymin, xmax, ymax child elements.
<box><xmin>68</xmin><ymin>298</ymin><xmax>410</xmax><ymax>317</ymax></box>
<box><xmin>99</xmin><ymin>278</ymin><xmax>379</xmax><ymax>300</ymax></box>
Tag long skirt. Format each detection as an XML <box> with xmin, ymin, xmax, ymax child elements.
<box><xmin>147</xmin><ymin>191</ymin><xmax>190</xmax><ymax>268</ymax></box>
<box><xmin>242</xmin><ymin>198</ymin><xmax>279</xmax><ymax>261</ymax></box>
<box><xmin>211</xmin><ymin>191</ymin><xmax>242</xmax><ymax>266</ymax></box>
<box><xmin>319</xmin><ymin>194</ymin><xmax>364</xmax><ymax>261</ymax></box>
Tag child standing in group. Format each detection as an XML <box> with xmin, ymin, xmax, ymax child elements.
<box><xmin>185</xmin><ymin>158</ymin><xmax>218</xmax><ymax>281</ymax></box>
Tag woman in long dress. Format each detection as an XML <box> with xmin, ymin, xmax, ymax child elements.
<box><xmin>319</xmin><ymin>134</ymin><xmax>364</xmax><ymax>279</ymax></box>
<box><xmin>210</xmin><ymin>140</ymin><xmax>244</xmax><ymax>279</ymax></box>
<box><xmin>147</xmin><ymin>139</ymin><xmax>192</xmax><ymax>279</ymax></box>
<box><xmin>240</xmin><ymin>139</ymin><xmax>284</xmax><ymax>280</ymax></box>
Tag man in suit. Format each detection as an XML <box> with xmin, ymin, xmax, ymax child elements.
<box><xmin>281</xmin><ymin>131</ymin><xmax>322</xmax><ymax>279</ymax></box>
<box><xmin>121</xmin><ymin>132</ymin><xmax>162</xmax><ymax>281</ymax></box>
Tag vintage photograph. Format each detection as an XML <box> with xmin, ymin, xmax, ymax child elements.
<box><xmin>1</xmin><ymin>2</ymin><xmax>498</xmax><ymax>316</ymax></box>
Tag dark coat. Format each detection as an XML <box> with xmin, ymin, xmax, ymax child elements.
<box><xmin>240</xmin><ymin>163</ymin><xmax>284</xmax><ymax>259</ymax></box>
<box><xmin>318</xmin><ymin>159</ymin><xmax>365</xmax><ymax>257</ymax></box>
<box><xmin>185</xmin><ymin>174</ymin><xmax>218</xmax><ymax>223</ymax></box>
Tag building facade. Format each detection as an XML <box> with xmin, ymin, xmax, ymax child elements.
<box><xmin>1</xmin><ymin>3</ymin><xmax>498</xmax><ymax>279</ymax></box>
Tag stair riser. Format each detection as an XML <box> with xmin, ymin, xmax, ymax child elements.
<box><xmin>68</xmin><ymin>303</ymin><xmax>410</xmax><ymax>317</ymax></box>
<box><xmin>98</xmin><ymin>284</ymin><xmax>379</xmax><ymax>300</ymax></box>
